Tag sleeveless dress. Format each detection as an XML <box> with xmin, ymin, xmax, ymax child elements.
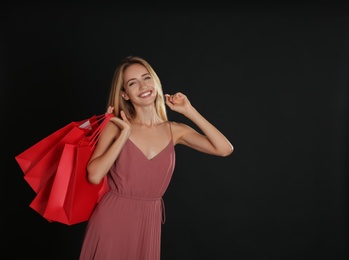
<box><xmin>79</xmin><ymin>122</ymin><xmax>175</xmax><ymax>260</ymax></box>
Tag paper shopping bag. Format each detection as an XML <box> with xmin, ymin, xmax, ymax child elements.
<box><xmin>15</xmin><ymin>114</ymin><xmax>104</xmax><ymax>193</ymax></box>
<box><xmin>24</xmin><ymin>127</ymin><xmax>85</xmax><ymax>193</ymax></box>
<box><xmin>15</xmin><ymin>115</ymin><xmax>100</xmax><ymax>174</ymax></box>
<box><xmin>40</xmin><ymin>143</ymin><xmax>109</xmax><ymax>225</ymax></box>
<box><xmin>15</xmin><ymin>122</ymin><xmax>79</xmax><ymax>174</ymax></box>
<box><xmin>28</xmin><ymin>173</ymin><xmax>56</xmax><ymax>222</ymax></box>
<box><xmin>24</xmin><ymin>113</ymin><xmax>113</xmax><ymax>225</ymax></box>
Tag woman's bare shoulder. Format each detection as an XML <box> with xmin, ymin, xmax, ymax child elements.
<box><xmin>169</xmin><ymin>121</ymin><xmax>193</xmax><ymax>131</ymax></box>
<box><xmin>168</xmin><ymin>121</ymin><xmax>195</xmax><ymax>144</ymax></box>
<box><xmin>100</xmin><ymin>120</ymin><xmax>121</xmax><ymax>141</ymax></box>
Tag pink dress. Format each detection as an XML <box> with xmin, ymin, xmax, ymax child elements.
<box><xmin>79</xmin><ymin>123</ymin><xmax>175</xmax><ymax>260</ymax></box>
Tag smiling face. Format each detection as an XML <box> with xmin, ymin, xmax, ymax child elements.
<box><xmin>108</xmin><ymin>56</ymin><xmax>167</xmax><ymax>121</ymax></box>
<box><xmin>122</xmin><ymin>63</ymin><xmax>157</xmax><ymax>107</ymax></box>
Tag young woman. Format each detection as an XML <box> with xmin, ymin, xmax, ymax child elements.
<box><xmin>79</xmin><ymin>56</ymin><xmax>233</xmax><ymax>260</ymax></box>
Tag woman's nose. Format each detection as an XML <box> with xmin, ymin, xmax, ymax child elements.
<box><xmin>140</xmin><ymin>82</ymin><xmax>148</xmax><ymax>89</ymax></box>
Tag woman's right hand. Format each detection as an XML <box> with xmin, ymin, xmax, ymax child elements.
<box><xmin>109</xmin><ymin>109</ymin><xmax>131</xmax><ymax>133</ymax></box>
<box><xmin>106</xmin><ymin>106</ymin><xmax>115</xmax><ymax>114</ymax></box>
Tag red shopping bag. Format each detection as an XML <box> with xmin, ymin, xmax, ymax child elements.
<box><xmin>15</xmin><ymin>114</ymin><xmax>104</xmax><ymax>193</ymax></box>
<box><xmin>28</xmin><ymin>172</ymin><xmax>56</xmax><ymax>222</ymax></box>
<box><xmin>16</xmin><ymin>112</ymin><xmax>113</xmax><ymax>225</ymax></box>
<box><xmin>31</xmin><ymin>143</ymin><xmax>109</xmax><ymax>225</ymax></box>
<box><xmin>15</xmin><ymin>122</ymin><xmax>80</xmax><ymax>174</ymax></box>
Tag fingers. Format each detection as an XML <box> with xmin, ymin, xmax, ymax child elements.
<box><xmin>106</xmin><ymin>106</ymin><xmax>114</xmax><ymax>114</ymax></box>
<box><xmin>165</xmin><ymin>96</ymin><xmax>173</xmax><ymax>109</ymax></box>
<box><xmin>109</xmin><ymin>110</ymin><xmax>130</xmax><ymax>131</ymax></box>
<box><xmin>120</xmin><ymin>110</ymin><xmax>130</xmax><ymax>123</ymax></box>
<box><xmin>165</xmin><ymin>92</ymin><xmax>185</xmax><ymax>103</ymax></box>
<box><xmin>164</xmin><ymin>94</ymin><xmax>171</xmax><ymax>103</ymax></box>
<box><xmin>120</xmin><ymin>110</ymin><xmax>126</xmax><ymax>120</ymax></box>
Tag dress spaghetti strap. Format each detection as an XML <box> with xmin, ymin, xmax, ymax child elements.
<box><xmin>168</xmin><ymin>121</ymin><xmax>174</xmax><ymax>141</ymax></box>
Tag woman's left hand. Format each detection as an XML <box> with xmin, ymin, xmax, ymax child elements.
<box><xmin>165</xmin><ymin>92</ymin><xmax>192</xmax><ymax>114</ymax></box>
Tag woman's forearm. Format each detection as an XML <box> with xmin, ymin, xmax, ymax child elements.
<box><xmin>184</xmin><ymin>106</ymin><xmax>234</xmax><ymax>156</ymax></box>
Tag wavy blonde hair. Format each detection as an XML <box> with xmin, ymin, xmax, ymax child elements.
<box><xmin>107</xmin><ymin>56</ymin><xmax>168</xmax><ymax>121</ymax></box>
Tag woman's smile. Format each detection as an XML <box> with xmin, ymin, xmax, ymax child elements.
<box><xmin>139</xmin><ymin>90</ymin><xmax>152</xmax><ymax>98</ymax></box>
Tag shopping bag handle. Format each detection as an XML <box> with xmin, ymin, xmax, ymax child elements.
<box><xmin>87</xmin><ymin>113</ymin><xmax>114</xmax><ymax>147</ymax></box>
<box><xmin>78</xmin><ymin>113</ymin><xmax>109</xmax><ymax>131</ymax></box>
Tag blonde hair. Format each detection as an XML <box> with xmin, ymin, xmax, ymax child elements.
<box><xmin>107</xmin><ymin>56</ymin><xmax>168</xmax><ymax>121</ymax></box>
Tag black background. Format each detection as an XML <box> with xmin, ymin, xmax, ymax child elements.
<box><xmin>1</xmin><ymin>2</ymin><xmax>348</xmax><ymax>260</ymax></box>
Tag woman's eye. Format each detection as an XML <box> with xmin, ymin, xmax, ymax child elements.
<box><xmin>144</xmin><ymin>76</ymin><xmax>151</xmax><ymax>80</ymax></box>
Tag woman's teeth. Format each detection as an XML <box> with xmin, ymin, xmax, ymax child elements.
<box><xmin>140</xmin><ymin>91</ymin><xmax>151</xmax><ymax>97</ymax></box>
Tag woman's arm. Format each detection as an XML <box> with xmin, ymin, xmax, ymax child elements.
<box><xmin>165</xmin><ymin>92</ymin><xmax>233</xmax><ymax>157</ymax></box>
<box><xmin>87</xmin><ymin>110</ymin><xmax>131</xmax><ymax>185</ymax></box>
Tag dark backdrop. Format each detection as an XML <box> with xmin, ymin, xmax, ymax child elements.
<box><xmin>1</xmin><ymin>2</ymin><xmax>348</xmax><ymax>260</ymax></box>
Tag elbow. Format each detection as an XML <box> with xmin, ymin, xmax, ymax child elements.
<box><xmin>87</xmin><ymin>175</ymin><xmax>102</xmax><ymax>185</ymax></box>
<box><xmin>87</xmin><ymin>167</ymin><xmax>103</xmax><ymax>185</ymax></box>
<box><xmin>221</xmin><ymin>144</ymin><xmax>234</xmax><ymax>157</ymax></box>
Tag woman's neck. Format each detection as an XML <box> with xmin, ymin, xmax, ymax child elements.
<box><xmin>130</xmin><ymin>117</ymin><xmax>165</xmax><ymax>126</ymax></box>
<box><xmin>131</xmin><ymin>106</ymin><xmax>165</xmax><ymax>126</ymax></box>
